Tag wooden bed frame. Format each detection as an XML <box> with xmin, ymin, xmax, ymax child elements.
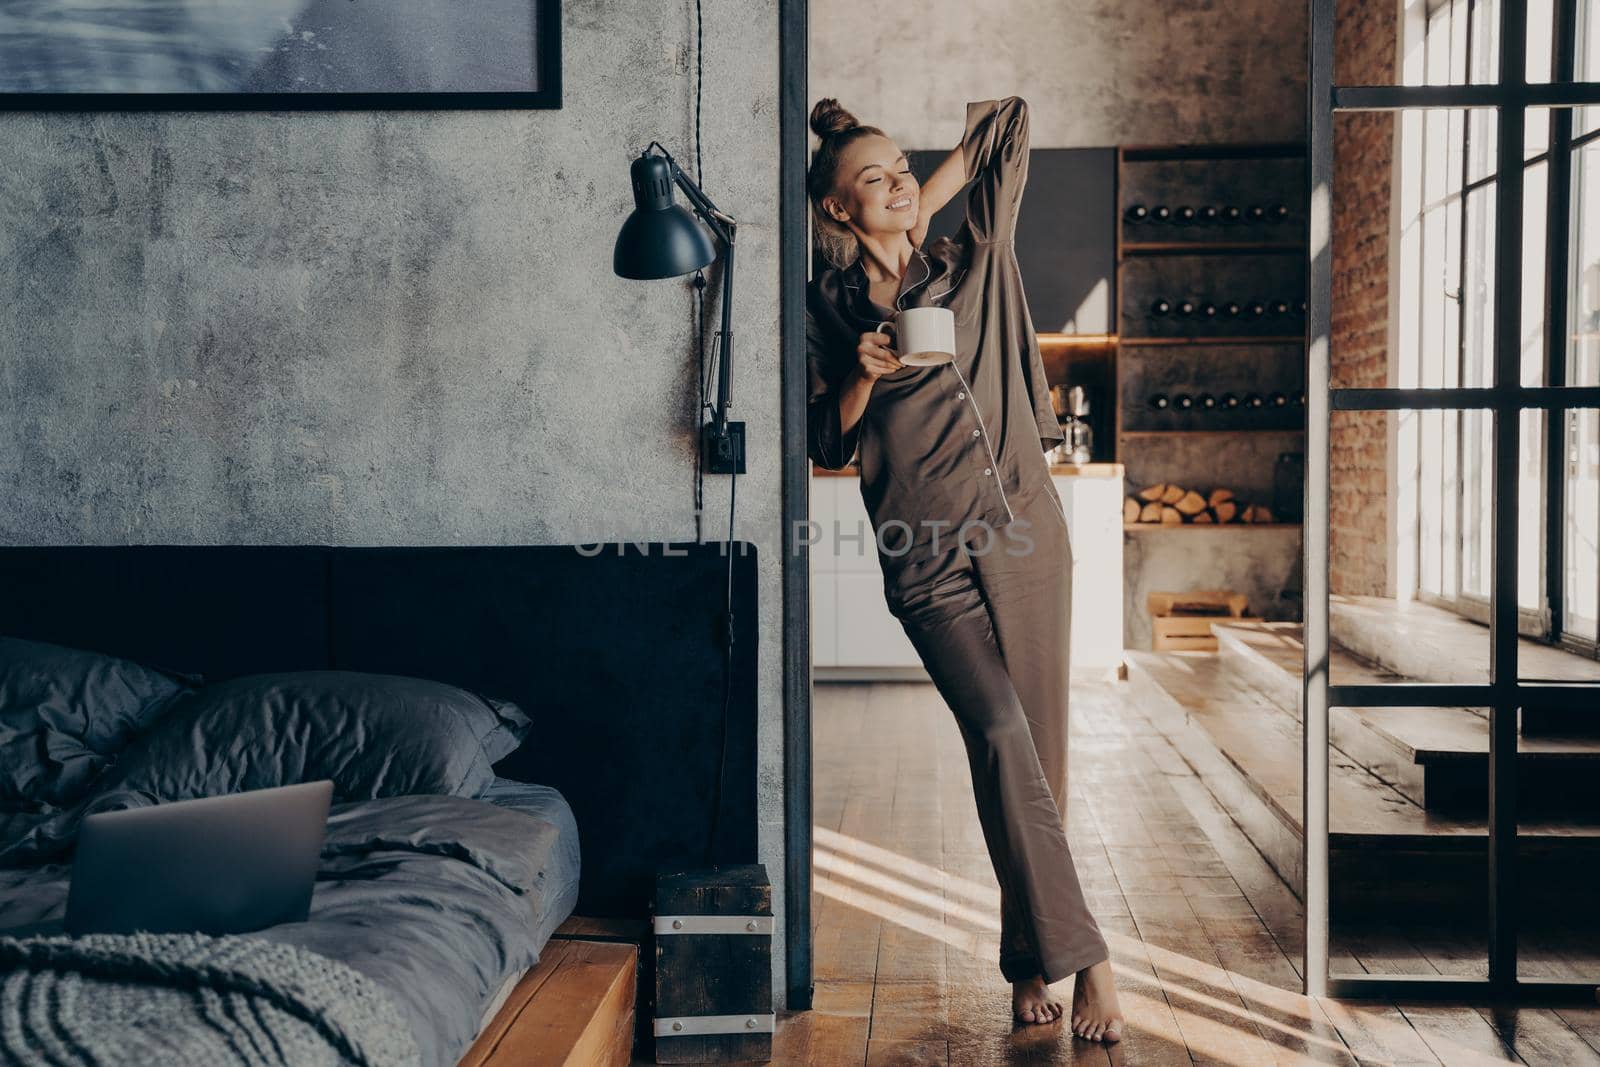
<box><xmin>460</xmin><ymin>923</ymin><xmax>641</xmax><ymax>1067</ymax></box>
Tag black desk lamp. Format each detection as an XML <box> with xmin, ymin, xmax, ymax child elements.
<box><xmin>613</xmin><ymin>144</ymin><xmax>744</xmax><ymax>473</ymax></box>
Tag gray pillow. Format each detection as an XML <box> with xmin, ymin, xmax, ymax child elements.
<box><xmin>0</xmin><ymin>637</ymin><xmax>192</xmax><ymax>810</ymax></box>
<box><xmin>100</xmin><ymin>671</ymin><xmax>531</xmax><ymax>803</ymax></box>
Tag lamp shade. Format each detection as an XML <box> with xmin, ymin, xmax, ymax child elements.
<box><xmin>614</xmin><ymin>153</ymin><xmax>717</xmax><ymax>279</ymax></box>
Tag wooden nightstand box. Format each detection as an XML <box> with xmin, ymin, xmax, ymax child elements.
<box><xmin>652</xmin><ymin>864</ymin><xmax>772</xmax><ymax>1064</ymax></box>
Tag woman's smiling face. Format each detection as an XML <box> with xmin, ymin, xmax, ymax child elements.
<box><xmin>823</xmin><ymin>133</ymin><xmax>920</xmax><ymax>238</ymax></box>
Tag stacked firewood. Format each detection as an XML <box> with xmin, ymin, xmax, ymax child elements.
<box><xmin>1122</xmin><ymin>484</ymin><xmax>1276</xmax><ymax>525</ymax></box>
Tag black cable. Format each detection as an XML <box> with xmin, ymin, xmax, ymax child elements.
<box><xmin>706</xmin><ymin>470</ymin><xmax>735</xmax><ymax>866</ymax></box>
<box><xmin>688</xmin><ymin>0</ymin><xmax>737</xmax><ymax>867</ymax></box>
<box><xmin>689</xmin><ymin>0</ymin><xmax>707</xmax><ymax>542</ymax></box>
<box><xmin>694</xmin><ymin>0</ymin><xmax>704</xmax><ymax>186</ymax></box>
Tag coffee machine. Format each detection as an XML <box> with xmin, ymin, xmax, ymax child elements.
<box><xmin>1050</xmin><ymin>384</ymin><xmax>1094</xmax><ymax>465</ymax></box>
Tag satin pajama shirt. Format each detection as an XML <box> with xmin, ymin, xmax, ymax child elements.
<box><xmin>805</xmin><ymin>96</ymin><xmax>1111</xmax><ymax>983</ymax></box>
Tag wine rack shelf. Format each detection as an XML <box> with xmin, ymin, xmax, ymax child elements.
<box><xmin>1119</xmin><ymin>335</ymin><xmax>1305</xmax><ymax>346</ymax></box>
<box><xmin>1121</xmin><ymin>241</ymin><xmax>1306</xmax><ymax>255</ymax></box>
<box><xmin>1124</xmin><ymin>523</ymin><xmax>1303</xmax><ymax>532</ymax></box>
<box><xmin>1114</xmin><ymin>143</ymin><xmax>1308</xmax><ymax>462</ymax></box>
<box><xmin>1113</xmin><ymin>143</ymin><xmax>1308</xmax><ymax>647</ymax></box>
<box><xmin>1119</xmin><ymin>428</ymin><xmax>1307</xmax><ymax>439</ymax></box>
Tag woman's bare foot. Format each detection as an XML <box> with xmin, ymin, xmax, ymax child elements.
<box><xmin>1011</xmin><ymin>974</ymin><xmax>1062</xmax><ymax>1026</ymax></box>
<box><xmin>1069</xmin><ymin>958</ymin><xmax>1123</xmax><ymax>1042</ymax></box>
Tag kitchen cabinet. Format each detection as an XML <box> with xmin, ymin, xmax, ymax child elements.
<box><xmin>809</xmin><ymin>474</ymin><xmax>923</xmax><ymax>675</ymax></box>
<box><xmin>1055</xmin><ymin>468</ymin><xmax>1126</xmax><ymax>673</ymax></box>
<box><xmin>810</xmin><ymin>466</ymin><xmax>1125</xmax><ymax>677</ymax></box>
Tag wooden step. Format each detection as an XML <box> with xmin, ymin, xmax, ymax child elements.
<box><xmin>1215</xmin><ymin>621</ymin><xmax>1600</xmax><ymax>813</ymax></box>
<box><xmin>458</xmin><ymin>939</ymin><xmax>638</xmax><ymax>1067</ymax></box>
<box><xmin>1330</xmin><ymin>594</ymin><xmax>1600</xmax><ymax>736</ymax></box>
<box><xmin>1125</xmin><ymin>649</ymin><xmax>1600</xmax><ymax>919</ymax></box>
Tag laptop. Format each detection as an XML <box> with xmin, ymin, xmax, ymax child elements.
<box><xmin>65</xmin><ymin>780</ymin><xmax>334</xmax><ymax>937</ymax></box>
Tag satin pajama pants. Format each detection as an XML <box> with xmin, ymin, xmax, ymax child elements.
<box><xmin>878</xmin><ymin>482</ymin><xmax>1110</xmax><ymax>984</ymax></box>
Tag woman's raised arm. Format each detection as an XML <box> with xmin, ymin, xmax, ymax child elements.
<box><xmin>961</xmin><ymin>96</ymin><xmax>1030</xmax><ymax>242</ymax></box>
<box><xmin>910</xmin><ymin>142</ymin><xmax>967</xmax><ymax>248</ymax></box>
<box><xmin>912</xmin><ymin>97</ymin><xmax>1031</xmax><ymax>247</ymax></box>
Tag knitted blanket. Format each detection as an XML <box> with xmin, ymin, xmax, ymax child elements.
<box><xmin>0</xmin><ymin>932</ymin><xmax>419</xmax><ymax>1067</ymax></box>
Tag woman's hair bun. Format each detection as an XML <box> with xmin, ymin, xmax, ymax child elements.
<box><xmin>810</xmin><ymin>98</ymin><xmax>859</xmax><ymax>139</ymax></box>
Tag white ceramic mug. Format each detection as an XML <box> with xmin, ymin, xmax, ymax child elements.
<box><xmin>877</xmin><ymin>306</ymin><xmax>956</xmax><ymax>367</ymax></box>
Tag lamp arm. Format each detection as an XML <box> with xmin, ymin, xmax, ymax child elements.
<box><xmin>672</xmin><ymin>169</ymin><xmax>737</xmax><ymax>246</ymax></box>
<box><xmin>712</xmin><ymin>235</ymin><xmax>735</xmax><ymax>436</ymax></box>
<box><xmin>641</xmin><ymin>142</ymin><xmax>739</xmax><ymax>451</ymax></box>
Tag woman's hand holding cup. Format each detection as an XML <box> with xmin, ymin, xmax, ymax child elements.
<box><xmin>854</xmin><ymin>325</ymin><xmax>905</xmax><ymax>382</ymax></box>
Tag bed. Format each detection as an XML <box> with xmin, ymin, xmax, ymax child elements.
<box><xmin>0</xmin><ymin>784</ymin><xmax>581</xmax><ymax>1067</ymax></box>
<box><xmin>0</xmin><ymin>542</ymin><xmax>759</xmax><ymax>1067</ymax></box>
<box><xmin>0</xmin><ymin>640</ymin><xmax>583</xmax><ymax>1067</ymax></box>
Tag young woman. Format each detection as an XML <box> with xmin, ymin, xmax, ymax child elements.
<box><xmin>804</xmin><ymin>96</ymin><xmax>1124</xmax><ymax>1042</ymax></box>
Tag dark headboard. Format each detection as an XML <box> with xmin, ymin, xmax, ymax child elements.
<box><xmin>0</xmin><ymin>543</ymin><xmax>759</xmax><ymax>918</ymax></box>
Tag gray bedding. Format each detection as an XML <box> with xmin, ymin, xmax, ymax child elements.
<box><xmin>0</xmin><ymin>781</ymin><xmax>582</xmax><ymax>1067</ymax></box>
<box><xmin>0</xmin><ymin>932</ymin><xmax>419</xmax><ymax>1067</ymax></box>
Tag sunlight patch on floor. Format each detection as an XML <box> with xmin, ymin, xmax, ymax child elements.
<box><xmin>814</xmin><ymin>825</ymin><xmax>1001</xmax><ymax>910</ymax></box>
<box><xmin>813</xmin><ymin>827</ymin><xmax>1404</xmax><ymax>1064</ymax></box>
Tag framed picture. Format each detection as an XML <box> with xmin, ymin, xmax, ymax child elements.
<box><xmin>0</xmin><ymin>0</ymin><xmax>561</xmax><ymax>110</ymax></box>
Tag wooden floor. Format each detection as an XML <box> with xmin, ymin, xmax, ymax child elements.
<box><xmin>771</xmin><ymin>677</ymin><xmax>1600</xmax><ymax>1066</ymax></box>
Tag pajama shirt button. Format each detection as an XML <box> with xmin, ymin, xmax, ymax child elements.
<box><xmin>956</xmin><ymin>391</ymin><xmax>965</xmax><ymax>399</ymax></box>
<box><xmin>984</xmin><ymin>468</ymin><xmax>992</xmax><ymax>475</ymax></box>
<box><xmin>972</xmin><ymin>429</ymin><xmax>980</xmax><ymax>437</ymax></box>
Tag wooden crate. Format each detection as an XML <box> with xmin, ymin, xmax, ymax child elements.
<box><xmin>1148</xmin><ymin>589</ymin><xmax>1258</xmax><ymax>652</ymax></box>
<box><xmin>653</xmin><ymin>864</ymin><xmax>773</xmax><ymax>1064</ymax></box>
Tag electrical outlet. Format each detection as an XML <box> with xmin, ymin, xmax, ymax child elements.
<box><xmin>703</xmin><ymin>421</ymin><xmax>746</xmax><ymax>475</ymax></box>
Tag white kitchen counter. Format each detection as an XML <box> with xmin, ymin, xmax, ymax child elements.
<box><xmin>809</xmin><ymin>464</ymin><xmax>1125</xmax><ymax>679</ymax></box>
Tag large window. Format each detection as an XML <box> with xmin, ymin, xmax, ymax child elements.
<box><xmin>1312</xmin><ymin>0</ymin><xmax>1600</xmax><ymax>1001</ymax></box>
<box><xmin>1396</xmin><ymin>0</ymin><xmax>1600</xmax><ymax>650</ymax></box>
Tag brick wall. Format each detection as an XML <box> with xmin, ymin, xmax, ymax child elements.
<box><xmin>1330</xmin><ymin>0</ymin><xmax>1396</xmax><ymax>596</ymax></box>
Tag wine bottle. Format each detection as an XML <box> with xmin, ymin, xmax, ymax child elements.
<box><xmin>1176</xmin><ymin>298</ymin><xmax>1196</xmax><ymax>317</ymax></box>
<box><xmin>1198</xmin><ymin>205</ymin><xmax>1218</xmax><ymax>223</ymax></box>
<box><xmin>1299</xmin><ymin>299</ymin><xmax>1308</xmax><ymax>315</ymax></box>
<box><xmin>1297</xmin><ymin>391</ymin><xmax>1307</xmax><ymax>406</ymax></box>
<box><xmin>1246</xmin><ymin>204</ymin><xmax>1266</xmax><ymax>222</ymax></box>
<box><xmin>1149</xmin><ymin>393</ymin><xmax>1171</xmax><ymax>410</ymax></box>
<box><xmin>1198</xmin><ymin>392</ymin><xmax>1217</xmax><ymax>410</ymax></box>
<box><xmin>1151</xmin><ymin>204</ymin><xmax>1171</xmax><ymax>223</ymax></box>
<box><xmin>1150</xmin><ymin>297</ymin><xmax>1172</xmax><ymax>316</ymax></box>
<box><xmin>1248</xmin><ymin>299</ymin><xmax>1267</xmax><ymax>317</ymax></box>
<box><xmin>1245</xmin><ymin>392</ymin><xmax>1265</xmax><ymax>409</ymax></box>
<box><xmin>1269</xmin><ymin>391</ymin><xmax>1288</xmax><ymax>407</ymax></box>
<box><xmin>1200</xmin><ymin>302</ymin><xmax>1218</xmax><ymax>318</ymax></box>
<box><xmin>1271</xmin><ymin>203</ymin><xmax>1290</xmax><ymax>221</ymax></box>
<box><xmin>1175</xmin><ymin>393</ymin><xmax>1194</xmax><ymax>410</ymax></box>
<box><xmin>1175</xmin><ymin>205</ymin><xmax>1196</xmax><ymax>224</ymax></box>
<box><xmin>1224</xmin><ymin>301</ymin><xmax>1242</xmax><ymax>317</ymax></box>
<box><xmin>1220</xmin><ymin>392</ymin><xmax>1240</xmax><ymax>410</ymax></box>
<box><xmin>1125</xmin><ymin>203</ymin><xmax>1149</xmax><ymax>222</ymax></box>
<box><xmin>1222</xmin><ymin>204</ymin><xmax>1242</xmax><ymax>223</ymax></box>
<box><xmin>1271</xmin><ymin>298</ymin><xmax>1291</xmax><ymax>316</ymax></box>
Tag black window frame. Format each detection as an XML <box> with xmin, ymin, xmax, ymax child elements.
<box><xmin>1307</xmin><ymin>0</ymin><xmax>1600</xmax><ymax>1000</ymax></box>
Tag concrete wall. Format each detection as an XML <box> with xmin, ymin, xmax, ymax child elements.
<box><xmin>0</xmin><ymin>2</ymin><xmax>791</xmax><ymax>991</ymax></box>
<box><xmin>810</xmin><ymin>0</ymin><xmax>1308</xmax><ymax>150</ymax></box>
<box><xmin>1124</xmin><ymin>528</ymin><xmax>1303</xmax><ymax>649</ymax></box>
